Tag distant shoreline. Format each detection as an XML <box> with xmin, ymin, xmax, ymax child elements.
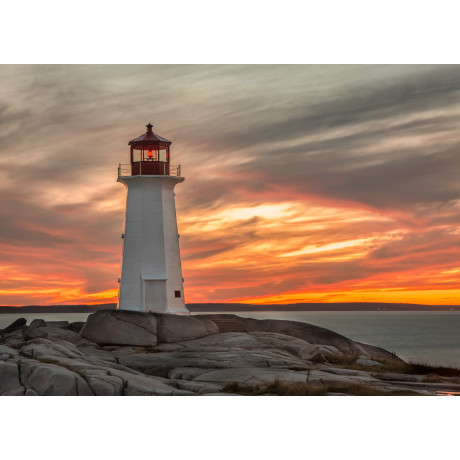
<box><xmin>0</xmin><ymin>304</ymin><xmax>117</xmax><ymax>314</ymax></box>
<box><xmin>0</xmin><ymin>302</ymin><xmax>459</xmax><ymax>314</ymax></box>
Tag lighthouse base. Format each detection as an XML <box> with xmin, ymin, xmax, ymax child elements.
<box><xmin>118</xmin><ymin>277</ymin><xmax>190</xmax><ymax>315</ymax></box>
<box><xmin>118</xmin><ymin>303</ymin><xmax>190</xmax><ymax>315</ymax></box>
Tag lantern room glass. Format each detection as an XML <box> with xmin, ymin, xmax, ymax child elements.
<box><xmin>130</xmin><ymin>144</ymin><xmax>170</xmax><ymax>176</ymax></box>
<box><xmin>130</xmin><ymin>145</ymin><xmax>170</xmax><ymax>163</ymax></box>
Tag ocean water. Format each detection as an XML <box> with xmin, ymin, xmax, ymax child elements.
<box><xmin>1</xmin><ymin>311</ymin><xmax>459</xmax><ymax>368</ymax></box>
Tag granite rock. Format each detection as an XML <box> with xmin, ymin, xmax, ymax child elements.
<box><xmin>86</xmin><ymin>373</ymin><xmax>124</xmax><ymax>396</ymax></box>
<box><xmin>203</xmin><ymin>314</ymin><xmax>362</xmax><ymax>355</ymax></box>
<box><xmin>1</xmin><ymin>312</ymin><xmax>440</xmax><ymax>396</ymax></box>
<box><xmin>193</xmin><ymin>367</ymin><xmax>309</xmax><ymax>385</ymax></box>
<box><xmin>68</xmin><ymin>322</ymin><xmax>86</xmax><ymax>333</ymax></box>
<box><xmin>80</xmin><ymin>310</ymin><xmax>158</xmax><ymax>346</ymax></box>
<box><xmin>0</xmin><ymin>361</ymin><xmax>25</xmax><ymax>395</ymax></box>
<box><xmin>0</xmin><ymin>344</ymin><xmax>19</xmax><ymax>358</ymax></box>
<box><xmin>23</xmin><ymin>326</ymin><xmax>86</xmax><ymax>344</ymax></box>
<box><xmin>1</xmin><ymin>318</ymin><xmax>27</xmax><ymax>334</ymax></box>
<box><xmin>20</xmin><ymin>362</ymin><xmax>94</xmax><ymax>396</ymax></box>
<box><xmin>307</xmin><ymin>369</ymin><xmax>379</xmax><ymax>386</ymax></box>
<box><xmin>21</xmin><ymin>339</ymin><xmax>85</xmax><ymax>360</ymax></box>
<box><xmin>154</xmin><ymin>314</ymin><xmax>218</xmax><ymax>343</ymax></box>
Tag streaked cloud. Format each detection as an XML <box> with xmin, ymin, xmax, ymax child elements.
<box><xmin>0</xmin><ymin>65</ymin><xmax>459</xmax><ymax>305</ymax></box>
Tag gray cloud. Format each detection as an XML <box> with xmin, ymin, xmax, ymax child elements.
<box><xmin>1</xmin><ymin>64</ymin><xmax>460</xmax><ymax>303</ymax></box>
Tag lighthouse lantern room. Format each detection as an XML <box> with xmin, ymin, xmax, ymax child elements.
<box><xmin>117</xmin><ymin>123</ymin><xmax>188</xmax><ymax>315</ymax></box>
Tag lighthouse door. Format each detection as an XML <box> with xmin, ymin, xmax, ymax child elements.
<box><xmin>143</xmin><ymin>280</ymin><xmax>167</xmax><ymax>313</ymax></box>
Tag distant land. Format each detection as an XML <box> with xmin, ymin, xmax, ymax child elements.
<box><xmin>188</xmin><ymin>303</ymin><xmax>460</xmax><ymax>312</ymax></box>
<box><xmin>0</xmin><ymin>304</ymin><xmax>117</xmax><ymax>314</ymax></box>
<box><xmin>0</xmin><ymin>302</ymin><xmax>459</xmax><ymax>313</ymax></box>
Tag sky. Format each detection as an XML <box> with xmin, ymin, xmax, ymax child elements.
<box><xmin>0</xmin><ymin>64</ymin><xmax>460</xmax><ymax>306</ymax></box>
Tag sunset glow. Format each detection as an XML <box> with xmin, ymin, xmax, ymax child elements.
<box><xmin>1</xmin><ymin>65</ymin><xmax>460</xmax><ymax>306</ymax></box>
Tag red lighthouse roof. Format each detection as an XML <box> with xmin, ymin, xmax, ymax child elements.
<box><xmin>128</xmin><ymin>123</ymin><xmax>171</xmax><ymax>146</ymax></box>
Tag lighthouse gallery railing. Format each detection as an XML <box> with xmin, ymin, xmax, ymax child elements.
<box><xmin>118</xmin><ymin>163</ymin><xmax>181</xmax><ymax>177</ymax></box>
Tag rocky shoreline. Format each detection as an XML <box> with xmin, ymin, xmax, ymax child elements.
<box><xmin>1</xmin><ymin>310</ymin><xmax>459</xmax><ymax>396</ymax></box>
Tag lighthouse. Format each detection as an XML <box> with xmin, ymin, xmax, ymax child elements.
<box><xmin>117</xmin><ymin>123</ymin><xmax>189</xmax><ymax>315</ymax></box>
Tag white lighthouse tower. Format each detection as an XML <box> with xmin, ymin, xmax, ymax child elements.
<box><xmin>117</xmin><ymin>123</ymin><xmax>189</xmax><ymax>315</ymax></box>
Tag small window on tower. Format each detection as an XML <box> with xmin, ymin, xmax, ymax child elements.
<box><xmin>175</xmin><ymin>290</ymin><xmax>181</xmax><ymax>298</ymax></box>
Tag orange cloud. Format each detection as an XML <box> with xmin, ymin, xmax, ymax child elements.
<box><xmin>2</xmin><ymin>65</ymin><xmax>460</xmax><ymax>307</ymax></box>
